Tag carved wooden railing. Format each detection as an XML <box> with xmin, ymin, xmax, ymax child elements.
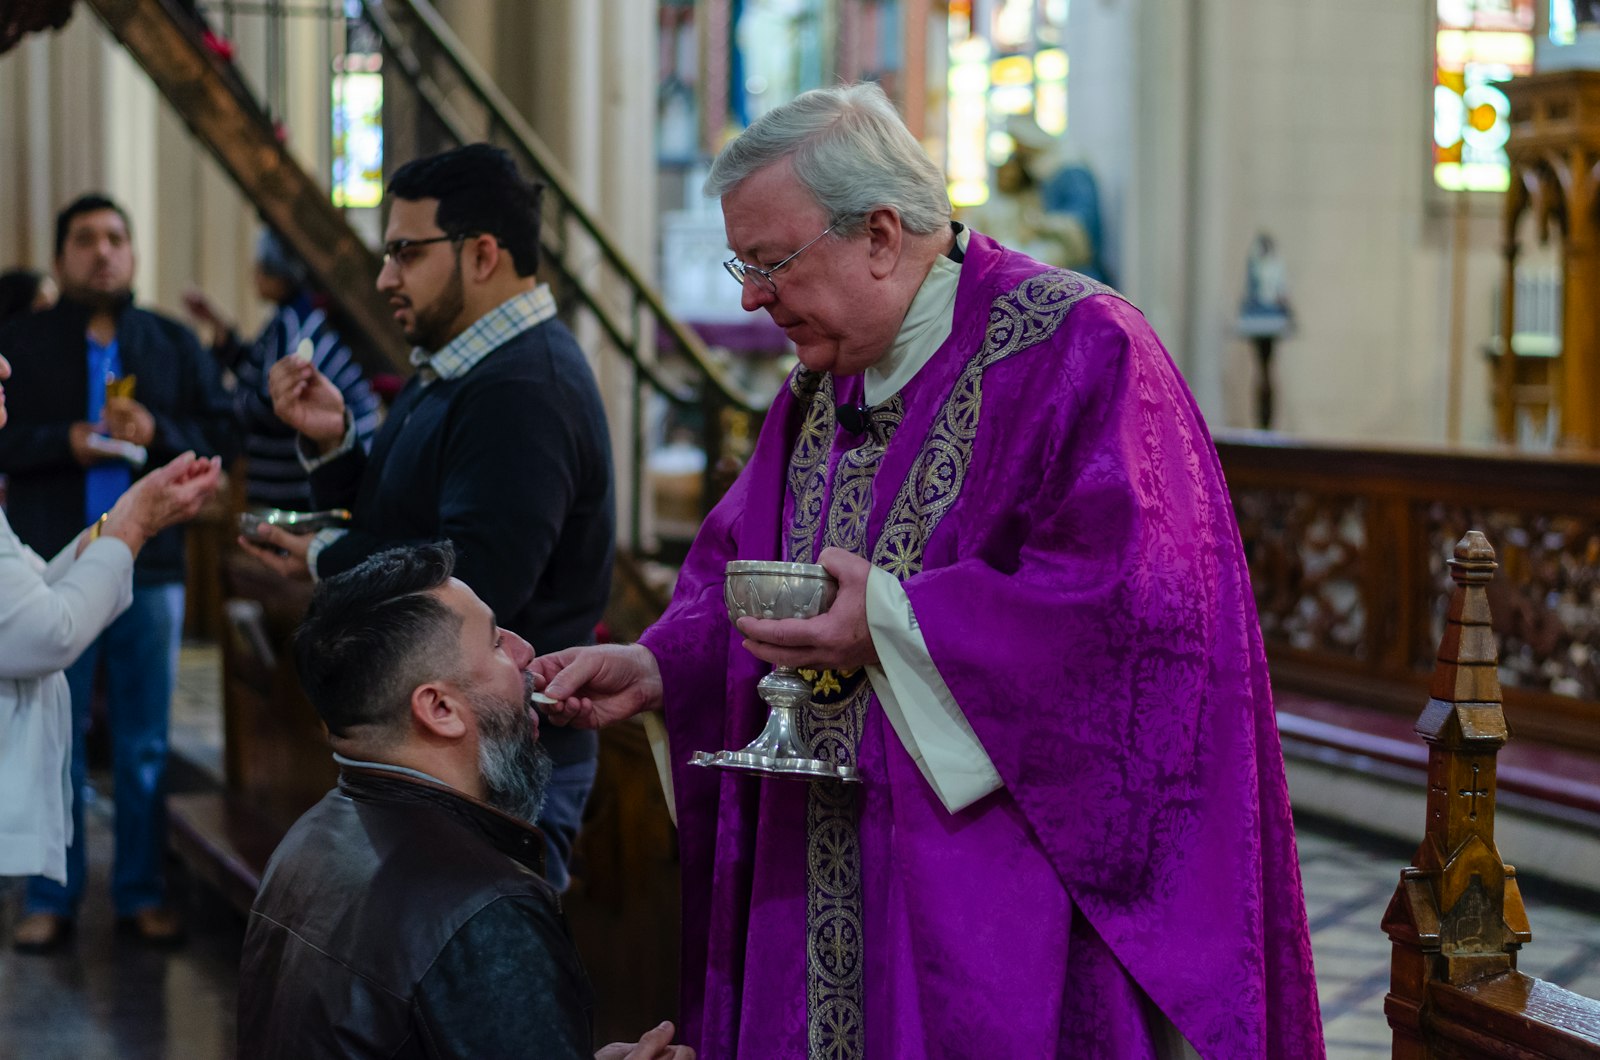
<box><xmin>1384</xmin><ymin>531</ymin><xmax>1600</xmax><ymax>1056</ymax></box>
<box><xmin>1217</xmin><ymin>433</ymin><xmax>1600</xmax><ymax>753</ymax></box>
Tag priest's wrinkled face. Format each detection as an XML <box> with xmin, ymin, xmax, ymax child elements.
<box><xmin>56</xmin><ymin>208</ymin><xmax>136</xmax><ymax>309</ymax></box>
<box><xmin>721</xmin><ymin>158</ymin><xmax>903</xmax><ymax>377</ymax></box>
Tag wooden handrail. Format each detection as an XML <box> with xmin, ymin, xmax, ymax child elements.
<box><xmin>363</xmin><ymin>0</ymin><xmax>764</xmax><ymax>418</ymax></box>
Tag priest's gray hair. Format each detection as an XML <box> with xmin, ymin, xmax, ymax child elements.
<box><xmin>704</xmin><ymin>82</ymin><xmax>951</xmax><ymax>239</ymax></box>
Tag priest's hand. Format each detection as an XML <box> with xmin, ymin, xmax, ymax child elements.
<box><xmin>594</xmin><ymin>1020</ymin><xmax>694</xmax><ymax>1059</ymax></box>
<box><xmin>535</xmin><ymin>644</ymin><xmax>664</xmax><ymax>729</ymax></box>
<box><xmin>737</xmin><ymin>546</ymin><xmax>879</xmax><ymax>671</ymax></box>
<box><xmin>237</xmin><ymin>521</ymin><xmax>313</xmax><ymax>581</ymax></box>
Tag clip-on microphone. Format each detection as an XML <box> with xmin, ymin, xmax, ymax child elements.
<box><xmin>836</xmin><ymin>402</ymin><xmax>870</xmax><ymax>436</ymax></box>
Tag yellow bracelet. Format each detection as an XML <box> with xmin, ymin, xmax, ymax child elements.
<box><xmin>86</xmin><ymin>512</ymin><xmax>110</xmax><ymax>542</ymax></box>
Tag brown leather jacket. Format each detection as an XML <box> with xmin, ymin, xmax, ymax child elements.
<box><xmin>238</xmin><ymin>766</ymin><xmax>594</xmax><ymax>1058</ymax></box>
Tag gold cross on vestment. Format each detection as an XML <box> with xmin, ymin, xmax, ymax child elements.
<box><xmin>827</xmin><ymin>927</ymin><xmax>851</xmax><ymax>971</ymax></box>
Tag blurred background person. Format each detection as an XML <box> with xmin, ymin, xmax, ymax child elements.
<box><xmin>959</xmin><ymin>116</ymin><xmax>1110</xmax><ymax>282</ymax></box>
<box><xmin>0</xmin><ymin>193</ymin><xmax>235</xmax><ymax>953</ymax></box>
<box><xmin>0</xmin><ymin>349</ymin><xmax>221</xmax><ymax>923</ymax></box>
<box><xmin>184</xmin><ymin>229</ymin><xmax>380</xmax><ymax>511</ymax></box>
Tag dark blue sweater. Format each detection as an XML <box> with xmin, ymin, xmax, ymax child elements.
<box><xmin>309</xmin><ymin>317</ymin><xmax>615</xmax><ymax>767</ymax></box>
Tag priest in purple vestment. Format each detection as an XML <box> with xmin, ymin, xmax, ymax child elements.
<box><xmin>537</xmin><ymin>83</ymin><xmax>1324</xmax><ymax>1059</ymax></box>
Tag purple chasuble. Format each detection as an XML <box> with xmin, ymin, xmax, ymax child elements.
<box><xmin>639</xmin><ymin>231</ymin><xmax>1324</xmax><ymax>1059</ymax></box>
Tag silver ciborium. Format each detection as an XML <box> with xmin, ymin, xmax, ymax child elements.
<box><xmin>689</xmin><ymin>560</ymin><xmax>859</xmax><ymax>782</ymax></box>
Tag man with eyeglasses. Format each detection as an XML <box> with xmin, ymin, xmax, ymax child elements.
<box><xmin>246</xmin><ymin>144</ymin><xmax>614</xmax><ymax>893</ymax></box>
<box><xmin>535</xmin><ymin>84</ymin><xmax>1323</xmax><ymax>1058</ymax></box>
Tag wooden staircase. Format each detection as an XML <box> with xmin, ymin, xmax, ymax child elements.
<box><xmin>86</xmin><ymin>0</ymin><xmax>410</xmax><ymax>374</ymax></box>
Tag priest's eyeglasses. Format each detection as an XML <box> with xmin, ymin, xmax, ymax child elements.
<box><xmin>723</xmin><ymin>220</ymin><xmax>841</xmax><ymax>295</ymax></box>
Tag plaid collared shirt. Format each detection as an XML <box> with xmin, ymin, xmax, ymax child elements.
<box><xmin>409</xmin><ymin>283</ymin><xmax>558</xmax><ymax>386</ymax></box>
<box><xmin>304</xmin><ymin>283</ymin><xmax>559</xmax><ymax>580</ymax></box>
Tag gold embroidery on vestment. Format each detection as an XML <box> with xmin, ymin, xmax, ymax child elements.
<box><xmin>794</xmin><ymin>270</ymin><xmax>1116</xmax><ymax>1060</ymax></box>
<box><xmin>786</xmin><ymin>370</ymin><xmax>834</xmax><ymax>568</ymax></box>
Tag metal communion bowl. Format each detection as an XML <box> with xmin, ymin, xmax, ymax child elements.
<box><xmin>239</xmin><ymin>506</ymin><xmax>353</xmax><ymax>539</ymax></box>
<box><xmin>723</xmin><ymin>560</ymin><xmax>839</xmax><ymax>625</ymax></box>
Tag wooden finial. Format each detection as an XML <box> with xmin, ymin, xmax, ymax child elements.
<box><xmin>1386</xmin><ymin>531</ymin><xmax>1532</xmax><ymax>1053</ymax></box>
<box><xmin>1427</xmin><ymin>533</ymin><xmax>1503</xmax><ymax>712</ymax></box>
<box><xmin>1450</xmin><ymin>530</ymin><xmax>1498</xmax><ymax>581</ymax></box>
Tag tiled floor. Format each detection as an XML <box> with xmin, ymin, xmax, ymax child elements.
<box><xmin>0</xmin><ymin>792</ymin><xmax>243</xmax><ymax>1060</ymax></box>
<box><xmin>1301</xmin><ymin>820</ymin><xmax>1600</xmax><ymax>1054</ymax></box>
<box><xmin>2</xmin><ymin>644</ymin><xmax>1598</xmax><ymax>1057</ymax></box>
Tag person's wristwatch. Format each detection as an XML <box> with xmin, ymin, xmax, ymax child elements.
<box><xmin>86</xmin><ymin>511</ymin><xmax>111</xmax><ymax>542</ymax></box>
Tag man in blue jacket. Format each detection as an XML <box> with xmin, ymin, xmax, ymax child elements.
<box><xmin>0</xmin><ymin>193</ymin><xmax>235</xmax><ymax>951</ymax></box>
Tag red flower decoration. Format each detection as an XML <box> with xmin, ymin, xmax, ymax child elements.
<box><xmin>201</xmin><ymin>29</ymin><xmax>235</xmax><ymax>62</ymax></box>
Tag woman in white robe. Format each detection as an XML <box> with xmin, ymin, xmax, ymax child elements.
<box><xmin>0</xmin><ymin>351</ymin><xmax>221</xmax><ymax>883</ymax></box>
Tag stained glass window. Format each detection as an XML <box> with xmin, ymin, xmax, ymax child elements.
<box><xmin>945</xmin><ymin>0</ymin><xmax>1069</xmax><ymax>208</ymax></box>
<box><xmin>1550</xmin><ymin>0</ymin><xmax>1579</xmax><ymax>44</ymax></box>
<box><xmin>1434</xmin><ymin>0</ymin><xmax>1535</xmax><ymax>192</ymax></box>
<box><xmin>331</xmin><ymin>59</ymin><xmax>383</xmax><ymax>209</ymax></box>
<box><xmin>330</xmin><ymin>3</ymin><xmax>383</xmax><ymax>211</ymax></box>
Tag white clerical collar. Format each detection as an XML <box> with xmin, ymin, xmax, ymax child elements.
<box><xmin>864</xmin><ymin>225</ymin><xmax>970</xmax><ymax>406</ymax></box>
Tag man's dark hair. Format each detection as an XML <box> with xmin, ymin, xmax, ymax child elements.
<box><xmin>54</xmin><ymin>194</ymin><xmax>131</xmax><ymax>257</ymax></box>
<box><xmin>294</xmin><ymin>542</ymin><xmax>464</xmax><ymax>742</ymax></box>
<box><xmin>387</xmin><ymin>144</ymin><xmax>543</xmax><ymax>277</ymax></box>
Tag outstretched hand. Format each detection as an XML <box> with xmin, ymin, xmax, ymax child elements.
<box><xmin>181</xmin><ymin>288</ymin><xmax>231</xmax><ymax>346</ymax></box>
<box><xmin>119</xmin><ymin>451</ymin><xmax>223</xmax><ymax>535</ymax></box>
<box><xmin>533</xmin><ymin>644</ymin><xmax>664</xmax><ymax>730</ymax></box>
<box><xmin>735</xmin><ymin>546</ymin><xmax>879</xmax><ymax>671</ymax></box>
<box><xmin>91</xmin><ymin>451</ymin><xmax>223</xmax><ymax>556</ymax></box>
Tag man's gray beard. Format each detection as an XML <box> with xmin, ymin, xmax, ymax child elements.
<box><xmin>469</xmin><ymin>680</ymin><xmax>552</xmax><ymax>827</ymax></box>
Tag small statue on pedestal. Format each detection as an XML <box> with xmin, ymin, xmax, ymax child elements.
<box><xmin>1237</xmin><ymin>232</ymin><xmax>1295</xmax><ymax>429</ymax></box>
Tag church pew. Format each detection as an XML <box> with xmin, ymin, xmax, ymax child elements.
<box><xmin>1384</xmin><ymin>531</ymin><xmax>1600</xmax><ymax>1056</ymax></box>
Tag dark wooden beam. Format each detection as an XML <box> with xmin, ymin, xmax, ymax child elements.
<box><xmin>84</xmin><ymin>0</ymin><xmax>410</xmax><ymax>374</ymax></box>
